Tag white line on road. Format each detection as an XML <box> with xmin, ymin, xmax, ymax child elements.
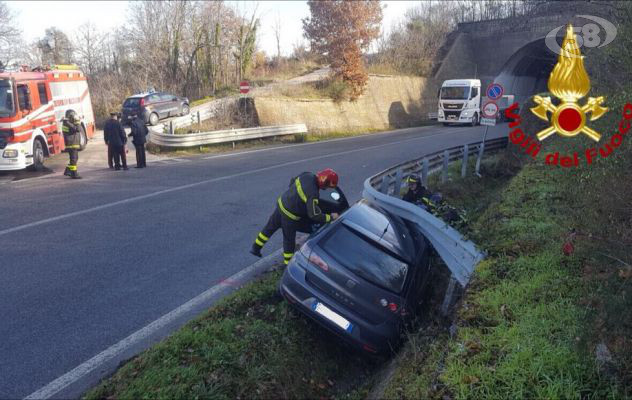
<box><xmin>201</xmin><ymin>124</ymin><xmax>446</xmax><ymax>161</ymax></box>
<box><xmin>24</xmin><ymin>249</ymin><xmax>283</xmax><ymax>400</ymax></box>
<box><xmin>1</xmin><ymin>130</ymin><xmax>461</xmax><ymax>238</ymax></box>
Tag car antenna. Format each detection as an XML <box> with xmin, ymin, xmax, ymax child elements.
<box><xmin>379</xmin><ymin>223</ymin><xmax>390</xmax><ymax>240</ymax></box>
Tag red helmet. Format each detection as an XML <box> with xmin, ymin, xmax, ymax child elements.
<box><xmin>316</xmin><ymin>168</ymin><xmax>338</xmax><ymax>189</ymax></box>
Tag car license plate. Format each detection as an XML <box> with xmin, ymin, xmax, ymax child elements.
<box><xmin>313</xmin><ymin>302</ymin><xmax>352</xmax><ymax>331</ymax></box>
<box><xmin>448</xmin><ymin>115</ymin><xmax>456</xmax><ymax>120</ymax></box>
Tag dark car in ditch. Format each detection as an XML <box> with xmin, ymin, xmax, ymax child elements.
<box><xmin>121</xmin><ymin>91</ymin><xmax>190</xmax><ymax>126</ymax></box>
<box><xmin>279</xmin><ymin>195</ymin><xmax>433</xmax><ymax>355</ymax></box>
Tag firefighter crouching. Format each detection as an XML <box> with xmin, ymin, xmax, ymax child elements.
<box><xmin>62</xmin><ymin>109</ymin><xmax>82</xmax><ymax>179</ymax></box>
<box><xmin>251</xmin><ymin>169</ymin><xmax>340</xmax><ymax>266</ymax></box>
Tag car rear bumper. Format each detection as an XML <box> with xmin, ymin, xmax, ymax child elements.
<box><xmin>279</xmin><ymin>258</ymin><xmax>400</xmax><ymax>354</ymax></box>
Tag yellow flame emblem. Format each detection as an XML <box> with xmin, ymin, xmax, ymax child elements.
<box><xmin>531</xmin><ymin>24</ymin><xmax>608</xmax><ymax>141</ymax></box>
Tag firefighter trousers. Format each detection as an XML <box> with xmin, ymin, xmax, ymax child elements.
<box><xmin>253</xmin><ymin>206</ymin><xmax>312</xmax><ymax>265</ymax></box>
<box><xmin>64</xmin><ymin>148</ymin><xmax>79</xmax><ymax>178</ymax></box>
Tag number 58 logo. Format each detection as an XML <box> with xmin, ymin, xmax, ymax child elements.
<box><xmin>545</xmin><ymin>15</ymin><xmax>617</xmax><ymax>57</ymax></box>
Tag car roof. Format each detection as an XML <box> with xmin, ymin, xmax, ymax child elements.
<box><xmin>340</xmin><ymin>200</ymin><xmax>415</xmax><ymax>262</ymax></box>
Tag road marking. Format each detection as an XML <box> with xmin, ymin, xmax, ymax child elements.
<box><xmin>0</xmin><ymin>129</ymin><xmax>468</xmax><ymax>237</ymax></box>
<box><xmin>24</xmin><ymin>248</ymin><xmax>283</xmax><ymax>400</ymax></box>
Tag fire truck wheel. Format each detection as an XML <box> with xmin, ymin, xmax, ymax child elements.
<box><xmin>29</xmin><ymin>140</ymin><xmax>45</xmax><ymax>171</ymax></box>
<box><xmin>79</xmin><ymin>125</ymin><xmax>88</xmax><ymax>151</ymax></box>
<box><xmin>149</xmin><ymin>113</ymin><xmax>159</xmax><ymax>126</ymax></box>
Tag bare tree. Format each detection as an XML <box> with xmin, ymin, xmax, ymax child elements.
<box><xmin>0</xmin><ymin>2</ymin><xmax>24</xmax><ymax>69</ymax></box>
<box><xmin>272</xmin><ymin>11</ymin><xmax>282</xmax><ymax>62</ymax></box>
<box><xmin>74</xmin><ymin>22</ymin><xmax>107</xmax><ymax>75</ymax></box>
<box><xmin>37</xmin><ymin>27</ymin><xmax>74</xmax><ymax>65</ymax></box>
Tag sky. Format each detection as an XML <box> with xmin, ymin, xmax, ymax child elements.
<box><xmin>11</xmin><ymin>0</ymin><xmax>420</xmax><ymax>57</ymax></box>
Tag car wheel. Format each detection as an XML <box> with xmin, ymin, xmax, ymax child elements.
<box><xmin>181</xmin><ymin>104</ymin><xmax>190</xmax><ymax>116</ymax></box>
<box><xmin>28</xmin><ymin>139</ymin><xmax>45</xmax><ymax>171</ymax></box>
<box><xmin>149</xmin><ymin>112</ymin><xmax>159</xmax><ymax>126</ymax></box>
<box><xmin>79</xmin><ymin>125</ymin><xmax>88</xmax><ymax>151</ymax></box>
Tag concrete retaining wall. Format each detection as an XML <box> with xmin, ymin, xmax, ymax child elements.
<box><xmin>254</xmin><ymin>75</ymin><xmax>437</xmax><ymax>134</ymax></box>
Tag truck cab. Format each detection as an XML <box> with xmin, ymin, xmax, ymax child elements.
<box><xmin>437</xmin><ymin>79</ymin><xmax>481</xmax><ymax>126</ymax></box>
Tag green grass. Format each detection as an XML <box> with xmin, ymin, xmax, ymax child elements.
<box><xmin>383</xmin><ymin>136</ymin><xmax>629</xmax><ymax>398</ymax></box>
<box><xmin>84</xmin><ymin>270</ymin><xmax>380</xmax><ymax>399</ymax></box>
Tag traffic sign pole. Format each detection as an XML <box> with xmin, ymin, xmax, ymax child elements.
<box><xmin>477</xmin><ymin>82</ymin><xmax>504</xmax><ymax>176</ymax></box>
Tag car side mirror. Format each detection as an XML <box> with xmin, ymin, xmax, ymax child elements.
<box><xmin>330</xmin><ymin>192</ymin><xmax>340</xmax><ymax>201</ymax></box>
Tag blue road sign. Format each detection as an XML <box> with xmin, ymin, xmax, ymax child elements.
<box><xmin>486</xmin><ymin>83</ymin><xmax>503</xmax><ymax>100</ymax></box>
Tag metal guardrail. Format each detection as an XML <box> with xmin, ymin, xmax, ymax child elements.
<box><xmin>149</xmin><ymin>124</ymin><xmax>308</xmax><ymax>148</ymax></box>
<box><xmin>362</xmin><ymin>136</ymin><xmax>508</xmax><ymax>288</ymax></box>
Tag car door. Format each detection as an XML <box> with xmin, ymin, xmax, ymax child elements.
<box><xmin>161</xmin><ymin>93</ymin><xmax>179</xmax><ymax>117</ymax></box>
<box><xmin>146</xmin><ymin>93</ymin><xmax>164</xmax><ymax>118</ymax></box>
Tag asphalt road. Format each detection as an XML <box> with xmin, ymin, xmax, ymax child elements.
<box><xmin>0</xmin><ymin>122</ymin><xmax>507</xmax><ymax>398</ymax></box>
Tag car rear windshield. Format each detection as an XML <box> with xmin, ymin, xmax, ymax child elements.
<box><xmin>123</xmin><ymin>98</ymin><xmax>140</xmax><ymax>108</ymax></box>
<box><xmin>321</xmin><ymin>226</ymin><xmax>409</xmax><ymax>293</ymax></box>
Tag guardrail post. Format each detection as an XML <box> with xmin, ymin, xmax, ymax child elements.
<box><xmin>393</xmin><ymin>168</ymin><xmax>403</xmax><ymax>197</ymax></box>
<box><xmin>475</xmin><ymin>142</ymin><xmax>485</xmax><ymax>176</ymax></box>
<box><xmin>169</xmin><ymin>121</ymin><xmax>174</xmax><ymax>135</ymax></box>
<box><xmin>441</xmin><ymin>275</ymin><xmax>457</xmax><ymax>316</ymax></box>
<box><xmin>422</xmin><ymin>158</ymin><xmax>429</xmax><ymax>186</ymax></box>
<box><xmin>232</xmin><ymin>128</ymin><xmax>235</xmax><ymax>149</ymax></box>
<box><xmin>461</xmin><ymin>144</ymin><xmax>469</xmax><ymax>178</ymax></box>
<box><xmin>163</xmin><ymin>123</ymin><xmax>168</xmax><ymax>134</ymax></box>
<box><xmin>197</xmin><ymin>111</ymin><xmax>201</xmax><ymax>127</ymax></box>
<box><xmin>379</xmin><ymin>175</ymin><xmax>390</xmax><ymax>194</ymax></box>
<box><xmin>442</xmin><ymin>149</ymin><xmax>449</xmax><ymax>183</ymax></box>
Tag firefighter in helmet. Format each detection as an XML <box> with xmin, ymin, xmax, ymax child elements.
<box><xmin>251</xmin><ymin>168</ymin><xmax>340</xmax><ymax>266</ymax></box>
<box><xmin>62</xmin><ymin>109</ymin><xmax>82</xmax><ymax>179</ymax></box>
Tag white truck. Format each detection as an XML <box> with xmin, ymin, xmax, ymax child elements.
<box><xmin>437</xmin><ymin>79</ymin><xmax>482</xmax><ymax>126</ymax></box>
<box><xmin>437</xmin><ymin>78</ymin><xmax>515</xmax><ymax>126</ymax></box>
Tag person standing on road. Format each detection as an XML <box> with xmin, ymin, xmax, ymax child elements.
<box><xmin>103</xmin><ymin>112</ymin><xmax>128</xmax><ymax>171</ymax></box>
<box><xmin>250</xmin><ymin>169</ymin><xmax>340</xmax><ymax>266</ymax></box>
<box><xmin>129</xmin><ymin>113</ymin><xmax>148</xmax><ymax>168</ymax></box>
<box><xmin>62</xmin><ymin>109</ymin><xmax>83</xmax><ymax>179</ymax></box>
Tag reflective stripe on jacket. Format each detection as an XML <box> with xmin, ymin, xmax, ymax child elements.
<box><xmin>62</xmin><ymin>119</ymin><xmax>81</xmax><ymax>147</ymax></box>
<box><xmin>278</xmin><ymin>172</ymin><xmax>330</xmax><ymax>224</ymax></box>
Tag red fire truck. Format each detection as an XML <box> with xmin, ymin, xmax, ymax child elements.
<box><xmin>0</xmin><ymin>65</ymin><xmax>95</xmax><ymax>171</ymax></box>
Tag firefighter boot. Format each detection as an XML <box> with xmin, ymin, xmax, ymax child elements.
<box><xmin>71</xmin><ymin>170</ymin><xmax>82</xmax><ymax>179</ymax></box>
<box><xmin>250</xmin><ymin>243</ymin><xmax>263</xmax><ymax>258</ymax></box>
<box><xmin>64</xmin><ymin>167</ymin><xmax>72</xmax><ymax>177</ymax></box>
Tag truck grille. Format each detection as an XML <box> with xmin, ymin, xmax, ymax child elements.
<box><xmin>442</xmin><ymin>103</ymin><xmax>463</xmax><ymax>110</ymax></box>
<box><xmin>444</xmin><ymin>111</ymin><xmax>462</xmax><ymax>119</ymax></box>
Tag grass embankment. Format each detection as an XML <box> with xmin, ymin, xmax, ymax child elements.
<box><xmin>85</xmin><ymin>269</ymin><xmax>378</xmax><ymax>399</ymax></box>
<box><xmin>380</xmin><ymin>95</ymin><xmax>632</xmax><ymax>398</ymax></box>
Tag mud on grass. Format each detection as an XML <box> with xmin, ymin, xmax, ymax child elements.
<box><xmin>84</xmin><ymin>270</ymin><xmax>380</xmax><ymax>400</ymax></box>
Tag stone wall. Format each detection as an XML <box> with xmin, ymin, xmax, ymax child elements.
<box><xmin>254</xmin><ymin>75</ymin><xmax>437</xmax><ymax>134</ymax></box>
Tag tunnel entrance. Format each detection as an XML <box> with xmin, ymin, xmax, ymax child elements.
<box><xmin>494</xmin><ymin>39</ymin><xmax>557</xmax><ymax>105</ymax></box>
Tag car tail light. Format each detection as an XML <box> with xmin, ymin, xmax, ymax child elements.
<box><xmin>388</xmin><ymin>303</ymin><xmax>398</xmax><ymax>312</ymax></box>
<box><xmin>300</xmin><ymin>242</ymin><xmax>329</xmax><ymax>272</ymax></box>
<box><xmin>139</xmin><ymin>98</ymin><xmax>145</xmax><ymax>107</ymax></box>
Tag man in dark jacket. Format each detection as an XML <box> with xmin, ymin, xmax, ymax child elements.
<box><xmin>129</xmin><ymin>114</ymin><xmax>148</xmax><ymax>168</ymax></box>
<box><xmin>103</xmin><ymin>112</ymin><xmax>128</xmax><ymax>170</ymax></box>
<box><xmin>62</xmin><ymin>109</ymin><xmax>82</xmax><ymax>179</ymax></box>
<box><xmin>250</xmin><ymin>169</ymin><xmax>340</xmax><ymax>266</ymax></box>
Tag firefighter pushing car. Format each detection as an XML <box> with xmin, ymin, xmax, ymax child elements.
<box><xmin>251</xmin><ymin>169</ymin><xmax>340</xmax><ymax>266</ymax></box>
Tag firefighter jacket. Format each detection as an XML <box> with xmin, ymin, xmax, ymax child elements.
<box><xmin>278</xmin><ymin>172</ymin><xmax>331</xmax><ymax>224</ymax></box>
<box><xmin>403</xmin><ymin>185</ymin><xmax>430</xmax><ymax>204</ymax></box>
<box><xmin>62</xmin><ymin>119</ymin><xmax>81</xmax><ymax>148</ymax></box>
<box><xmin>103</xmin><ymin>118</ymin><xmax>127</xmax><ymax>147</ymax></box>
<box><xmin>130</xmin><ymin>117</ymin><xmax>148</xmax><ymax>145</ymax></box>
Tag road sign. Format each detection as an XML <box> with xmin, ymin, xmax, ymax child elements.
<box><xmin>486</xmin><ymin>83</ymin><xmax>503</xmax><ymax>100</ymax></box>
<box><xmin>480</xmin><ymin>117</ymin><xmax>496</xmax><ymax>126</ymax></box>
<box><xmin>482</xmin><ymin>101</ymin><xmax>499</xmax><ymax>118</ymax></box>
<box><xmin>240</xmin><ymin>81</ymin><xmax>250</xmax><ymax>94</ymax></box>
